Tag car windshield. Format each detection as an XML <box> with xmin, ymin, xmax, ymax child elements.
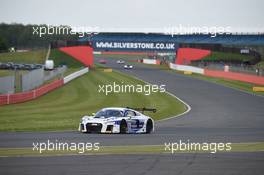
<box><xmin>94</xmin><ymin>109</ymin><xmax>123</xmax><ymax>118</ymax></box>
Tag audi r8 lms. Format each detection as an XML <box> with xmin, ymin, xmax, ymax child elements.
<box><xmin>117</xmin><ymin>60</ymin><xmax>125</xmax><ymax>64</ymax></box>
<box><xmin>98</xmin><ymin>59</ymin><xmax>107</xmax><ymax>64</ymax></box>
<box><xmin>124</xmin><ymin>64</ymin><xmax>133</xmax><ymax>69</ymax></box>
<box><xmin>79</xmin><ymin>107</ymin><xmax>155</xmax><ymax>134</ymax></box>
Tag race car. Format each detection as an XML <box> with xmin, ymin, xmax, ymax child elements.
<box><xmin>124</xmin><ymin>64</ymin><xmax>133</xmax><ymax>69</ymax></box>
<box><xmin>79</xmin><ymin>107</ymin><xmax>155</xmax><ymax>134</ymax></box>
<box><xmin>117</xmin><ymin>60</ymin><xmax>125</xmax><ymax>64</ymax></box>
<box><xmin>98</xmin><ymin>59</ymin><xmax>107</xmax><ymax>64</ymax></box>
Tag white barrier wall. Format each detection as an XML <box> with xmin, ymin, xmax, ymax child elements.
<box><xmin>169</xmin><ymin>63</ymin><xmax>204</xmax><ymax>74</ymax></box>
<box><xmin>93</xmin><ymin>51</ymin><xmax>102</xmax><ymax>55</ymax></box>
<box><xmin>143</xmin><ymin>59</ymin><xmax>157</xmax><ymax>65</ymax></box>
<box><xmin>63</xmin><ymin>67</ymin><xmax>89</xmax><ymax>84</ymax></box>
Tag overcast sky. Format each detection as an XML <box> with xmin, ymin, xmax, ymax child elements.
<box><xmin>0</xmin><ymin>0</ymin><xmax>263</xmax><ymax>33</ymax></box>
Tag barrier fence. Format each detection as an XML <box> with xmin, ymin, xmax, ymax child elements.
<box><xmin>0</xmin><ymin>76</ymin><xmax>15</xmax><ymax>94</ymax></box>
<box><xmin>63</xmin><ymin>67</ymin><xmax>89</xmax><ymax>84</ymax></box>
<box><xmin>193</xmin><ymin>62</ymin><xmax>264</xmax><ymax>76</ymax></box>
<box><xmin>169</xmin><ymin>63</ymin><xmax>264</xmax><ymax>85</ymax></box>
<box><xmin>21</xmin><ymin>67</ymin><xmax>67</xmax><ymax>92</ymax></box>
<box><xmin>44</xmin><ymin>66</ymin><xmax>67</xmax><ymax>81</ymax></box>
<box><xmin>0</xmin><ymin>67</ymin><xmax>89</xmax><ymax>106</ymax></box>
<box><xmin>204</xmin><ymin>69</ymin><xmax>264</xmax><ymax>85</ymax></box>
<box><xmin>22</xmin><ymin>68</ymin><xmax>44</xmax><ymax>92</ymax></box>
<box><xmin>169</xmin><ymin>63</ymin><xmax>204</xmax><ymax>74</ymax></box>
<box><xmin>143</xmin><ymin>59</ymin><xmax>160</xmax><ymax>65</ymax></box>
<box><xmin>0</xmin><ymin>79</ymin><xmax>63</xmax><ymax>105</ymax></box>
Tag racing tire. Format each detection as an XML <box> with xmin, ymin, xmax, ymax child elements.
<box><xmin>146</xmin><ymin>119</ymin><xmax>153</xmax><ymax>134</ymax></box>
<box><xmin>120</xmin><ymin>120</ymin><xmax>128</xmax><ymax>134</ymax></box>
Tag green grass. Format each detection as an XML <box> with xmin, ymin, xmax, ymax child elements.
<box><xmin>49</xmin><ymin>49</ymin><xmax>85</xmax><ymax>76</ymax></box>
<box><xmin>201</xmin><ymin>51</ymin><xmax>254</xmax><ymax>63</ymax></box>
<box><xmin>180</xmin><ymin>72</ymin><xmax>264</xmax><ymax>96</ymax></box>
<box><xmin>0</xmin><ymin>70</ymin><xmax>14</xmax><ymax>77</ymax></box>
<box><xmin>0</xmin><ymin>142</ymin><xmax>263</xmax><ymax>157</ymax></box>
<box><xmin>0</xmin><ymin>70</ymin><xmax>29</xmax><ymax>93</ymax></box>
<box><xmin>0</xmin><ymin>49</ymin><xmax>77</xmax><ymax>92</ymax></box>
<box><xmin>0</xmin><ymin>50</ymin><xmax>46</xmax><ymax>64</ymax></box>
<box><xmin>116</xmin><ymin>56</ymin><xmax>264</xmax><ymax>96</ymax></box>
<box><xmin>166</xmin><ymin>68</ymin><xmax>264</xmax><ymax>96</ymax></box>
<box><xmin>50</xmin><ymin>49</ymin><xmax>84</xmax><ymax>68</ymax></box>
<box><xmin>0</xmin><ymin>49</ymin><xmax>84</xmax><ymax>69</ymax></box>
<box><xmin>0</xmin><ymin>67</ymin><xmax>186</xmax><ymax>131</ymax></box>
<box><xmin>256</xmin><ymin>61</ymin><xmax>264</xmax><ymax>69</ymax></box>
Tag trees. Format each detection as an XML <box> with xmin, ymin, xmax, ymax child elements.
<box><xmin>0</xmin><ymin>23</ymin><xmax>79</xmax><ymax>49</ymax></box>
<box><xmin>0</xmin><ymin>36</ymin><xmax>8</xmax><ymax>52</ymax></box>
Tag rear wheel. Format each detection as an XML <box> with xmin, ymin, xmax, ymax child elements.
<box><xmin>146</xmin><ymin>119</ymin><xmax>153</xmax><ymax>134</ymax></box>
<box><xmin>120</xmin><ymin>120</ymin><xmax>127</xmax><ymax>134</ymax></box>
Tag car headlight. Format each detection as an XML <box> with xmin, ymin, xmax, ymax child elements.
<box><xmin>80</xmin><ymin>118</ymin><xmax>86</xmax><ymax>123</ymax></box>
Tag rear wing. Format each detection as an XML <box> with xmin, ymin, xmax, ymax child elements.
<box><xmin>126</xmin><ymin>107</ymin><xmax>157</xmax><ymax>113</ymax></box>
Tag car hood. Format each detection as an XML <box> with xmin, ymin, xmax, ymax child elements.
<box><xmin>81</xmin><ymin>116</ymin><xmax>119</xmax><ymax>123</ymax></box>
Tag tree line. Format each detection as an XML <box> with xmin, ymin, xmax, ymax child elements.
<box><xmin>0</xmin><ymin>23</ymin><xmax>80</xmax><ymax>52</ymax></box>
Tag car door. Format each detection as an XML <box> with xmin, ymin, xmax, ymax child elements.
<box><xmin>125</xmin><ymin>110</ymin><xmax>144</xmax><ymax>129</ymax></box>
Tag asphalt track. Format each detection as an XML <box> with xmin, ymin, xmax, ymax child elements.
<box><xmin>1</xmin><ymin>153</ymin><xmax>264</xmax><ymax>175</ymax></box>
<box><xmin>0</xmin><ymin>58</ymin><xmax>264</xmax><ymax>174</ymax></box>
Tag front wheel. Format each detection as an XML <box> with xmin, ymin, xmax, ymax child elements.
<box><xmin>146</xmin><ymin>119</ymin><xmax>153</xmax><ymax>134</ymax></box>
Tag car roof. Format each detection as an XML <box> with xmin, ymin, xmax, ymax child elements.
<box><xmin>101</xmin><ymin>107</ymin><xmax>137</xmax><ymax>113</ymax></box>
<box><xmin>102</xmin><ymin>107</ymin><xmax>126</xmax><ymax>111</ymax></box>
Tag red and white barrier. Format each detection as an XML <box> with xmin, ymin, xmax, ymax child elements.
<box><xmin>0</xmin><ymin>68</ymin><xmax>89</xmax><ymax>106</ymax></box>
<box><xmin>169</xmin><ymin>63</ymin><xmax>264</xmax><ymax>85</ymax></box>
<box><xmin>0</xmin><ymin>79</ymin><xmax>63</xmax><ymax>105</ymax></box>
<box><xmin>63</xmin><ymin>67</ymin><xmax>89</xmax><ymax>84</ymax></box>
<box><xmin>143</xmin><ymin>59</ymin><xmax>160</xmax><ymax>65</ymax></box>
<box><xmin>204</xmin><ymin>69</ymin><xmax>264</xmax><ymax>85</ymax></box>
<box><xmin>59</xmin><ymin>46</ymin><xmax>94</xmax><ymax>67</ymax></box>
<box><xmin>169</xmin><ymin>63</ymin><xmax>204</xmax><ymax>74</ymax></box>
<box><xmin>93</xmin><ymin>51</ymin><xmax>102</xmax><ymax>55</ymax></box>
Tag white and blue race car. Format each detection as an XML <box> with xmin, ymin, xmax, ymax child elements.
<box><xmin>124</xmin><ymin>64</ymin><xmax>133</xmax><ymax>69</ymax></box>
<box><xmin>79</xmin><ymin>107</ymin><xmax>155</xmax><ymax>134</ymax></box>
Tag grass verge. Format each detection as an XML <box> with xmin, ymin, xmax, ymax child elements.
<box><xmin>180</xmin><ymin>72</ymin><xmax>264</xmax><ymax>96</ymax></box>
<box><xmin>116</xmin><ymin>57</ymin><xmax>264</xmax><ymax>96</ymax></box>
<box><xmin>0</xmin><ymin>50</ymin><xmax>46</xmax><ymax>64</ymax></box>
<box><xmin>0</xmin><ymin>67</ymin><xmax>186</xmax><ymax>131</ymax></box>
<box><xmin>202</xmin><ymin>51</ymin><xmax>255</xmax><ymax>63</ymax></box>
<box><xmin>0</xmin><ymin>142</ymin><xmax>263</xmax><ymax>157</ymax></box>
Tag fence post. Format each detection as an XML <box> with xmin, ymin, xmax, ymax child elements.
<box><xmin>33</xmin><ymin>90</ymin><xmax>36</xmax><ymax>98</ymax></box>
<box><xmin>7</xmin><ymin>94</ymin><xmax>10</xmax><ymax>105</ymax></box>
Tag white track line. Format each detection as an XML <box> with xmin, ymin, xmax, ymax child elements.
<box><xmin>116</xmin><ymin>70</ymin><xmax>192</xmax><ymax>123</ymax></box>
